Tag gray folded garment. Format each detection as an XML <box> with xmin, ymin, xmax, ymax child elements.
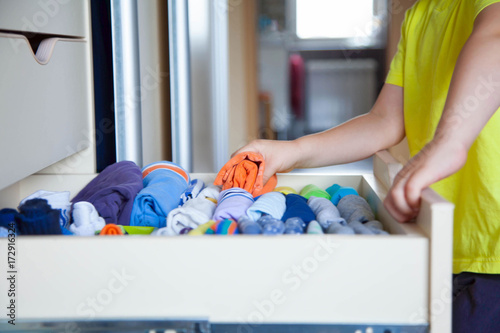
<box><xmin>337</xmin><ymin>194</ymin><xmax>375</xmax><ymax>224</ymax></box>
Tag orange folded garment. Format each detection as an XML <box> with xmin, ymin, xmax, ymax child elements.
<box><xmin>99</xmin><ymin>224</ymin><xmax>124</xmax><ymax>235</ymax></box>
<box><xmin>214</xmin><ymin>152</ymin><xmax>277</xmax><ymax>197</ymax></box>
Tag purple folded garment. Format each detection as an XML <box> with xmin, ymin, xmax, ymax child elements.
<box><xmin>212</xmin><ymin>188</ymin><xmax>254</xmax><ymax>221</ymax></box>
<box><xmin>72</xmin><ymin>161</ymin><xmax>143</xmax><ymax>226</ymax></box>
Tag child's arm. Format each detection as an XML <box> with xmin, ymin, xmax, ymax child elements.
<box><xmin>385</xmin><ymin>3</ymin><xmax>500</xmax><ymax>222</ymax></box>
<box><xmin>235</xmin><ymin>83</ymin><xmax>405</xmax><ymax>183</ymax></box>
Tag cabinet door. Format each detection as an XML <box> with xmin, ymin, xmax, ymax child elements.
<box><xmin>0</xmin><ymin>1</ymin><xmax>93</xmax><ymax>190</ymax></box>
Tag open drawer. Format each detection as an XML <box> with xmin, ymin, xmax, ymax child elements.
<box><xmin>0</xmin><ymin>152</ymin><xmax>453</xmax><ymax>333</ymax></box>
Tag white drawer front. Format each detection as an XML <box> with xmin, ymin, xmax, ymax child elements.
<box><xmin>0</xmin><ymin>34</ymin><xmax>93</xmax><ymax>190</ymax></box>
<box><xmin>0</xmin><ymin>0</ymin><xmax>88</xmax><ymax>38</ymax></box>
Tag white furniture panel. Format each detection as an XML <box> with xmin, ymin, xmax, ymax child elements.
<box><xmin>0</xmin><ymin>31</ymin><xmax>92</xmax><ymax>190</ymax></box>
<box><xmin>0</xmin><ymin>0</ymin><xmax>88</xmax><ymax>37</ymax></box>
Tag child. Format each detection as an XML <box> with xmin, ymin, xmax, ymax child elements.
<box><xmin>235</xmin><ymin>1</ymin><xmax>500</xmax><ymax>331</ymax></box>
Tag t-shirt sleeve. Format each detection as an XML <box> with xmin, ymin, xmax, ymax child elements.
<box><xmin>474</xmin><ymin>0</ymin><xmax>500</xmax><ymax>20</ymax></box>
<box><xmin>385</xmin><ymin>10</ymin><xmax>409</xmax><ymax>88</ymax></box>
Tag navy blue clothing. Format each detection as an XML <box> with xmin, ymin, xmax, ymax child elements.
<box><xmin>453</xmin><ymin>272</ymin><xmax>500</xmax><ymax>333</ymax></box>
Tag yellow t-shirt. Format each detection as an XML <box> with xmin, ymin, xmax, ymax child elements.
<box><xmin>386</xmin><ymin>0</ymin><xmax>500</xmax><ymax>274</ymax></box>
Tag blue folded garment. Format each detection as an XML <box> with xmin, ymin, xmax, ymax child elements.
<box><xmin>0</xmin><ymin>208</ymin><xmax>17</xmax><ymax>229</ymax></box>
<box><xmin>130</xmin><ymin>161</ymin><xmax>190</xmax><ymax>228</ymax></box>
<box><xmin>246</xmin><ymin>191</ymin><xmax>286</xmax><ymax>221</ymax></box>
<box><xmin>15</xmin><ymin>198</ymin><xmax>62</xmax><ymax>235</ymax></box>
<box><xmin>281</xmin><ymin>194</ymin><xmax>316</xmax><ymax>224</ymax></box>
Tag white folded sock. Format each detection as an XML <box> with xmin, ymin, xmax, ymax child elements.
<box><xmin>69</xmin><ymin>202</ymin><xmax>106</xmax><ymax>236</ymax></box>
<box><xmin>165</xmin><ymin>197</ymin><xmax>216</xmax><ymax>235</ymax></box>
<box><xmin>199</xmin><ymin>185</ymin><xmax>221</xmax><ymax>201</ymax></box>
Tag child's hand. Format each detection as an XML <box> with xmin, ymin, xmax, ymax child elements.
<box><xmin>233</xmin><ymin>139</ymin><xmax>300</xmax><ymax>184</ymax></box>
<box><xmin>384</xmin><ymin>137</ymin><xmax>467</xmax><ymax>222</ymax></box>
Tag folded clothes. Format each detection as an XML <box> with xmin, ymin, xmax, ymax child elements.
<box><xmin>179</xmin><ymin>179</ymin><xmax>205</xmax><ymax>206</ymax></box>
<box><xmin>337</xmin><ymin>194</ymin><xmax>375</xmax><ymax>224</ymax></box>
<box><xmin>206</xmin><ymin>219</ymin><xmax>239</xmax><ymax>235</ymax></box>
<box><xmin>165</xmin><ymin>196</ymin><xmax>216</xmax><ymax>235</ymax></box>
<box><xmin>307</xmin><ymin>196</ymin><xmax>346</xmax><ymax>230</ymax></box>
<box><xmin>198</xmin><ymin>185</ymin><xmax>221</xmax><ymax>202</ymax></box>
<box><xmin>0</xmin><ymin>208</ymin><xmax>17</xmax><ymax>229</ymax></box>
<box><xmin>258</xmin><ymin>215</ymin><xmax>285</xmax><ymax>235</ymax></box>
<box><xmin>212</xmin><ymin>188</ymin><xmax>254</xmax><ymax>222</ymax></box>
<box><xmin>188</xmin><ymin>220</ymin><xmax>216</xmax><ymax>235</ymax></box>
<box><xmin>307</xmin><ymin>220</ymin><xmax>324</xmax><ymax>234</ymax></box>
<box><xmin>327</xmin><ymin>222</ymin><xmax>355</xmax><ymax>235</ymax></box>
<box><xmin>238</xmin><ymin>215</ymin><xmax>262</xmax><ymax>234</ymax></box>
<box><xmin>349</xmin><ymin>221</ymin><xmax>376</xmax><ymax>235</ymax></box>
<box><xmin>72</xmin><ymin>161</ymin><xmax>143</xmax><ymax>226</ymax></box>
<box><xmin>273</xmin><ymin>186</ymin><xmax>297</xmax><ymax>195</ymax></box>
<box><xmin>214</xmin><ymin>152</ymin><xmax>277</xmax><ymax>197</ymax></box>
<box><xmin>0</xmin><ymin>227</ymin><xmax>9</xmax><ymax>237</ymax></box>
<box><xmin>246</xmin><ymin>192</ymin><xmax>286</xmax><ymax>221</ymax></box>
<box><xmin>15</xmin><ymin>198</ymin><xmax>61</xmax><ymax>235</ymax></box>
<box><xmin>300</xmin><ymin>184</ymin><xmax>331</xmax><ymax>200</ymax></box>
<box><xmin>99</xmin><ymin>223</ymin><xmax>125</xmax><ymax>235</ymax></box>
<box><xmin>326</xmin><ymin>184</ymin><xmax>359</xmax><ymax>205</ymax></box>
<box><xmin>281</xmin><ymin>194</ymin><xmax>316</xmax><ymax>224</ymax></box>
<box><xmin>69</xmin><ymin>202</ymin><xmax>106</xmax><ymax>236</ymax></box>
<box><xmin>364</xmin><ymin>220</ymin><xmax>389</xmax><ymax>235</ymax></box>
<box><xmin>130</xmin><ymin>161</ymin><xmax>190</xmax><ymax>228</ymax></box>
<box><xmin>284</xmin><ymin>217</ymin><xmax>305</xmax><ymax>234</ymax></box>
<box><xmin>21</xmin><ymin>190</ymin><xmax>71</xmax><ymax>228</ymax></box>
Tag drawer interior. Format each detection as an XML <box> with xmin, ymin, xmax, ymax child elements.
<box><xmin>0</xmin><ymin>173</ymin><xmax>430</xmax><ymax>326</ymax></box>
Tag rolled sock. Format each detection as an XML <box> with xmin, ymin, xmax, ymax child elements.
<box><xmin>69</xmin><ymin>202</ymin><xmax>106</xmax><ymax>236</ymax></box>
<box><xmin>307</xmin><ymin>196</ymin><xmax>346</xmax><ymax>230</ymax></box>
<box><xmin>0</xmin><ymin>208</ymin><xmax>17</xmax><ymax>229</ymax></box>
<box><xmin>214</xmin><ymin>152</ymin><xmax>277</xmax><ymax>197</ymax></box>
<box><xmin>327</xmin><ymin>184</ymin><xmax>359</xmax><ymax>205</ymax></box>
<box><xmin>212</xmin><ymin>188</ymin><xmax>254</xmax><ymax>221</ymax></box>
<box><xmin>209</xmin><ymin>219</ymin><xmax>239</xmax><ymax>235</ymax></box>
<box><xmin>0</xmin><ymin>227</ymin><xmax>9</xmax><ymax>237</ymax></box>
<box><xmin>307</xmin><ymin>220</ymin><xmax>324</xmax><ymax>234</ymax></box>
<box><xmin>15</xmin><ymin>198</ymin><xmax>62</xmax><ymax>235</ymax></box>
<box><xmin>337</xmin><ymin>195</ymin><xmax>375</xmax><ymax>224</ymax></box>
<box><xmin>273</xmin><ymin>186</ymin><xmax>297</xmax><ymax>195</ymax></box>
<box><xmin>151</xmin><ymin>227</ymin><xmax>170</xmax><ymax>236</ymax></box>
<box><xmin>99</xmin><ymin>224</ymin><xmax>125</xmax><ymax>235</ymax></box>
<box><xmin>179</xmin><ymin>227</ymin><xmax>192</xmax><ymax>234</ymax></box>
<box><xmin>326</xmin><ymin>184</ymin><xmax>341</xmax><ymax>197</ymax></box>
<box><xmin>72</xmin><ymin>161</ymin><xmax>143</xmax><ymax>226</ymax></box>
<box><xmin>238</xmin><ymin>215</ymin><xmax>262</xmax><ymax>234</ymax></box>
<box><xmin>21</xmin><ymin>190</ymin><xmax>71</xmax><ymax>228</ymax></box>
<box><xmin>365</xmin><ymin>220</ymin><xmax>384</xmax><ymax>230</ymax></box>
<box><xmin>166</xmin><ymin>197</ymin><xmax>216</xmax><ymax>235</ymax></box>
<box><xmin>327</xmin><ymin>222</ymin><xmax>355</xmax><ymax>235</ymax></box>
<box><xmin>349</xmin><ymin>221</ymin><xmax>375</xmax><ymax>235</ymax></box>
<box><xmin>258</xmin><ymin>216</ymin><xmax>285</xmax><ymax>235</ymax></box>
<box><xmin>284</xmin><ymin>217</ymin><xmax>305</xmax><ymax>234</ymax></box>
<box><xmin>199</xmin><ymin>185</ymin><xmax>221</xmax><ymax>202</ymax></box>
<box><xmin>281</xmin><ymin>194</ymin><xmax>316</xmax><ymax>224</ymax></box>
<box><xmin>364</xmin><ymin>220</ymin><xmax>389</xmax><ymax>235</ymax></box>
<box><xmin>131</xmin><ymin>161</ymin><xmax>190</xmax><ymax>228</ymax></box>
<box><xmin>179</xmin><ymin>179</ymin><xmax>205</xmax><ymax>206</ymax></box>
<box><xmin>246</xmin><ymin>192</ymin><xmax>286</xmax><ymax>221</ymax></box>
<box><xmin>300</xmin><ymin>184</ymin><xmax>331</xmax><ymax>200</ymax></box>
<box><xmin>188</xmin><ymin>220</ymin><xmax>216</xmax><ymax>235</ymax></box>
